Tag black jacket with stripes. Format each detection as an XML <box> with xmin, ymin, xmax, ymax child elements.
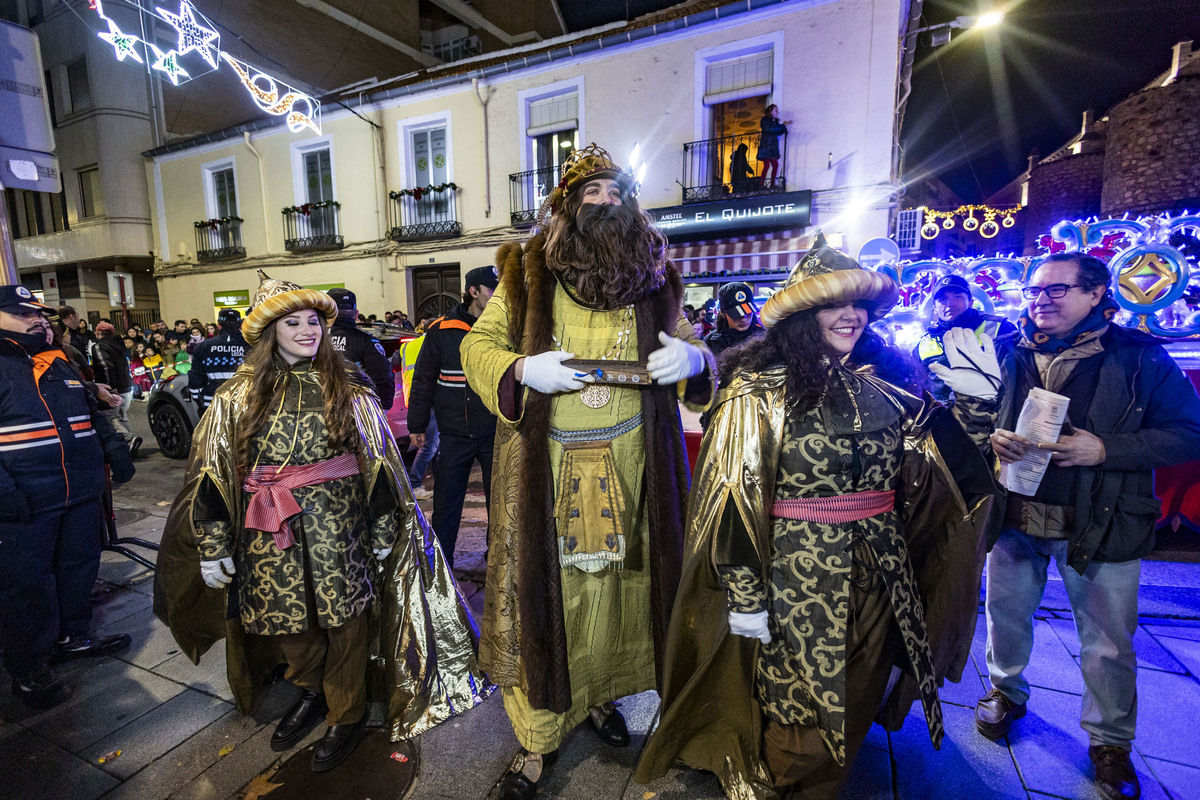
<box><xmin>407</xmin><ymin>303</ymin><xmax>496</xmax><ymax>439</ymax></box>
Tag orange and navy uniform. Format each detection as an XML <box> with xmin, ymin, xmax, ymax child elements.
<box><xmin>0</xmin><ymin>335</ymin><xmax>121</xmax><ymax>513</ymax></box>
<box><xmin>407</xmin><ymin>303</ymin><xmax>496</xmax><ymax>440</ymax></box>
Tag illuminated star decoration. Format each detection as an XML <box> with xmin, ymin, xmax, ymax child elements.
<box><xmin>147</xmin><ymin>43</ymin><xmax>189</xmax><ymax>86</ymax></box>
<box><xmin>220</xmin><ymin>53</ymin><xmax>322</xmax><ymax>135</ymax></box>
<box><xmin>98</xmin><ymin>17</ymin><xmax>143</xmax><ymax>64</ymax></box>
<box><xmin>156</xmin><ymin>1</ymin><xmax>219</xmax><ymax>69</ymax></box>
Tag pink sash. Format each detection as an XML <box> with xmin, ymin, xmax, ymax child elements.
<box><xmin>243</xmin><ymin>452</ymin><xmax>361</xmax><ymax>550</ymax></box>
<box><xmin>771</xmin><ymin>490</ymin><xmax>895</xmax><ymax>524</ymax></box>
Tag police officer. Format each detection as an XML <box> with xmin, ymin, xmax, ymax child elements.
<box><xmin>0</xmin><ymin>285</ymin><xmax>135</xmax><ymax>709</ymax></box>
<box><xmin>188</xmin><ymin>308</ymin><xmax>248</xmax><ymax>412</ymax></box>
<box><xmin>408</xmin><ymin>266</ymin><xmax>498</xmax><ymax>569</ymax></box>
<box><xmin>326</xmin><ymin>288</ymin><xmax>395</xmax><ymax>410</ymax></box>
<box><xmin>914</xmin><ymin>275</ymin><xmax>1017</xmax><ymax>402</ymax></box>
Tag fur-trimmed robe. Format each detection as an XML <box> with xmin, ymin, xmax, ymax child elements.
<box><xmin>461</xmin><ymin>233</ymin><xmax>715</xmax><ymax>713</ymax></box>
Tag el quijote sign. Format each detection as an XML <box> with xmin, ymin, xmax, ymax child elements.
<box><xmin>648</xmin><ymin>190</ymin><xmax>812</xmax><ymax>241</ymax></box>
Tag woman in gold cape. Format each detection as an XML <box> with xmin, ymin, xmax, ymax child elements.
<box><xmin>636</xmin><ymin>238</ymin><xmax>1001</xmax><ymax>799</ymax></box>
<box><xmin>153</xmin><ymin>274</ymin><xmax>490</xmax><ymax>761</ymax></box>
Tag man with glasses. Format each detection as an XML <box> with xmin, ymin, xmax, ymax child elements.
<box><xmin>977</xmin><ymin>253</ymin><xmax>1200</xmax><ymax>800</ymax></box>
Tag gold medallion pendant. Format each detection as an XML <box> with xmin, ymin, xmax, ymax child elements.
<box><xmin>580</xmin><ymin>382</ymin><xmax>611</xmax><ymax>409</ymax></box>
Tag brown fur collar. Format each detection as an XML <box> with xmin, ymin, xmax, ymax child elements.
<box><xmin>496</xmin><ymin>233</ymin><xmax>688</xmax><ymax>712</ymax></box>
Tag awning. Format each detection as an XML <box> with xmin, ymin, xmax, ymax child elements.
<box><xmin>669</xmin><ymin>230</ymin><xmax>840</xmax><ymax>277</ymax></box>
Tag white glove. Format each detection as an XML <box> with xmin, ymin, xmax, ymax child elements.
<box><xmin>373</xmin><ymin>546</ymin><xmax>392</xmax><ymax>561</ymax></box>
<box><xmin>519</xmin><ymin>351</ymin><xmax>592</xmax><ymax>394</ymax></box>
<box><xmin>200</xmin><ymin>557</ymin><xmax>235</xmax><ymax>589</ymax></box>
<box><xmin>928</xmin><ymin>328</ymin><xmax>1002</xmax><ymax>401</ymax></box>
<box><xmin>647</xmin><ymin>331</ymin><xmax>707</xmax><ymax>385</ymax></box>
<box><xmin>728</xmin><ymin>610</ymin><xmax>771</xmax><ymax>645</ymax></box>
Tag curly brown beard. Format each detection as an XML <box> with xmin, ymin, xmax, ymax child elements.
<box><xmin>543</xmin><ymin>197</ymin><xmax>669</xmax><ymax>309</ymax></box>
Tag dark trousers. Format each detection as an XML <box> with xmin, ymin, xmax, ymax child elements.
<box><xmin>431</xmin><ymin>431</ymin><xmax>494</xmax><ymax>570</ymax></box>
<box><xmin>762</xmin><ymin>552</ymin><xmax>902</xmax><ymax>800</ymax></box>
<box><xmin>0</xmin><ymin>497</ymin><xmax>106</xmax><ymax>679</ymax></box>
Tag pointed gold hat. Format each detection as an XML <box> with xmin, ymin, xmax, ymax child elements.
<box><xmin>241</xmin><ymin>269</ymin><xmax>338</xmax><ymax>344</ymax></box>
<box><xmin>760</xmin><ymin>233</ymin><xmax>899</xmax><ymax>328</ymax></box>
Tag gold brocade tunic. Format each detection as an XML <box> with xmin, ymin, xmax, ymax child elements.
<box><xmin>635</xmin><ymin>366</ymin><xmax>999</xmax><ymax>800</ymax></box>
<box><xmin>195</xmin><ymin>363</ymin><xmax>390</xmax><ymax>635</ymax></box>
<box><xmin>154</xmin><ymin>363</ymin><xmax>494</xmax><ymax>739</ymax></box>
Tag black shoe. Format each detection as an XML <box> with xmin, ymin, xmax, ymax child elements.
<box><xmin>128</xmin><ymin>436</ymin><xmax>143</xmax><ymax>459</ymax></box>
<box><xmin>311</xmin><ymin>720</ymin><xmax>363</xmax><ymax>773</ymax></box>
<box><xmin>497</xmin><ymin>749</ymin><xmax>557</xmax><ymax>800</ymax></box>
<box><xmin>271</xmin><ymin>690</ymin><xmax>328</xmax><ymax>752</ymax></box>
<box><xmin>974</xmin><ymin>688</ymin><xmax>1026</xmax><ymax>740</ymax></box>
<box><xmin>589</xmin><ymin>702</ymin><xmax>630</xmax><ymax>747</ymax></box>
<box><xmin>1090</xmin><ymin>745</ymin><xmax>1141</xmax><ymax>800</ymax></box>
<box><xmin>52</xmin><ymin>634</ymin><xmax>131</xmax><ymax>663</ymax></box>
<box><xmin>12</xmin><ymin>667</ymin><xmax>71</xmax><ymax>710</ymax></box>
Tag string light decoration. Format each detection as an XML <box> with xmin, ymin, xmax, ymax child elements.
<box><xmin>920</xmin><ymin>205</ymin><xmax>1020</xmax><ymax>240</ymax></box>
<box><xmin>98</xmin><ymin>17</ymin><xmax>143</xmax><ymax>64</ymax></box>
<box><xmin>83</xmin><ymin>0</ymin><xmax>323</xmax><ymax>135</ymax></box>
<box><xmin>155</xmin><ymin>1</ymin><xmax>220</xmax><ymax>69</ymax></box>
<box><xmin>146</xmin><ymin>43</ymin><xmax>189</xmax><ymax>86</ymax></box>
<box><xmin>220</xmin><ymin>54</ymin><xmax>321</xmax><ymax>135</ymax></box>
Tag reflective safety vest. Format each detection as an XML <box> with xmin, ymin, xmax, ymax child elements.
<box><xmin>916</xmin><ymin>316</ymin><xmax>1010</xmax><ymax>364</ymax></box>
<box><xmin>398</xmin><ymin>335</ymin><xmax>425</xmax><ymax>406</ymax></box>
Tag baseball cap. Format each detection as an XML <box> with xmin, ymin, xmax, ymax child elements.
<box><xmin>465</xmin><ymin>266</ymin><xmax>499</xmax><ymax>290</ymax></box>
<box><xmin>717</xmin><ymin>282</ymin><xmax>758</xmax><ymax>320</ymax></box>
<box><xmin>327</xmin><ymin>287</ymin><xmax>357</xmax><ymax>310</ymax></box>
<box><xmin>218</xmin><ymin>308</ymin><xmax>241</xmax><ymax>325</ymax></box>
<box><xmin>0</xmin><ymin>285</ymin><xmax>52</xmax><ymax>314</ymax></box>
<box><xmin>931</xmin><ymin>275</ymin><xmax>972</xmax><ymax>300</ymax></box>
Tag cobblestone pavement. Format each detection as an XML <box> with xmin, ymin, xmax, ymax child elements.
<box><xmin>2</xmin><ymin>412</ymin><xmax>1198</xmax><ymax>800</ymax></box>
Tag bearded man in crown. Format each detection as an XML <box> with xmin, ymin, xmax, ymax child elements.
<box><xmin>461</xmin><ymin>143</ymin><xmax>715</xmax><ymax>798</ymax></box>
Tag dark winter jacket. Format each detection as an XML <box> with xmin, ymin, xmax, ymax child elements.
<box><xmin>756</xmin><ymin>115</ymin><xmax>788</xmax><ymax>161</ymax></box>
<box><xmin>187</xmin><ymin>327</ymin><xmax>248</xmax><ymax>410</ymax></box>
<box><xmin>0</xmin><ymin>331</ymin><xmax>132</xmax><ymax>519</ymax></box>
<box><xmin>991</xmin><ymin>325</ymin><xmax>1200</xmax><ymax>572</ymax></box>
<box><xmin>703</xmin><ymin>319</ymin><xmax>764</xmax><ymax>360</ymax></box>
<box><xmin>91</xmin><ymin>335</ymin><xmax>132</xmax><ymax>394</ymax></box>
<box><xmin>408</xmin><ymin>303</ymin><xmax>496</xmax><ymax>440</ymax></box>
<box><xmin>328</xmin><ymin>316</ymin><xmax>395</xmax><ymax>409</ymax></box>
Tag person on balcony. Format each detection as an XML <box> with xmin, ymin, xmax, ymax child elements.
<box><xmin>730</xmin><ymin>143</ymin><xmax>756</xmax><ymax>193</ymax></box>
<box><xmin>636</xmin><ymin>235</ymin><xmax>1003</xmax><ymax>800</ymax></box>
<box><xmin>155</xmin><ymin>272</ymin><xmax>491</xmax><ymax>774</ymax></box>
<box><xmin>461</xmin><ymin>143</ymin><xmax>715</xmax><ymax>800</ymax></box>
<box><xmin>757</xmin><ymin>104</ymin><xmax>790</xmax><ymax>189</ymax></box>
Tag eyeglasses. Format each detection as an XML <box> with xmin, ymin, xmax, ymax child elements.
<box><xmin>1021</xmin><ymin>283</ymin><xmax>1082</xmax><ymax>300</ymax></box>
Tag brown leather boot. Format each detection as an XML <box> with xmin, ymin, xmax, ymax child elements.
<box><xmin>1089</xmin><ymin>745</ymin><xmax>1141</xmax><ymax>800</ymax></box>
<box><xmin>974</xmin><ymin>688</ymin><xmax>1026</xmax><ymax>740</ymax></box>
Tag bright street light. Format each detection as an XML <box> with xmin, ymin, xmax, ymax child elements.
<box><xmin>912</xmin><ymin>10</ymin><xmax>1005</xmax><ymax>47</ymax></box>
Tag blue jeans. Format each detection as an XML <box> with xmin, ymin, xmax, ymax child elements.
<box><xmin>984</xmin><ymin>528</ymin><xmax>1141</xmax><ymax>747</ymax></box>
<box><xmin>408</xmin><ymin>413</ymin><xmax>439</xmax><ymax>487</ymax></box>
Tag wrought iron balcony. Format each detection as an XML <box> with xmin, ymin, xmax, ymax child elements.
<box><xmin>283</xmin><ymin>201</ymin><xmax>344</xmax><ymax>252</ymax></box>
<box><xmin>508</xmin><ymin>165</ymin><xmax>563</xmax><ymax>227</ymax></box>
<box><xmin>388</xmin><ymin>184</ymin><xmax>462</xmax><ymax>242</ymax></box>
<box><xmin>681</xmin><ymin>131</ymin><xmax>788</xmax><ymax>205</ymax></box>
<box><xmin>194</xmin><ymin>217</ymin><xmax>246</xmax><ymax>261</ymax></box>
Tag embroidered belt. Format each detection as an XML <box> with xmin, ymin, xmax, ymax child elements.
<box><xmin>771</xmin><ymin>489</ymin><xmax>895</xmax><ymax>524</ymax></box>
<box><xmin>549</xmin><ymin>413</ymin><xmax>643</xmax><ymax>443</ymax></box>
<box><xmin>243</xmin><ymin>452</ymin><xmax>361</xmax><ymax>550</ymax></box>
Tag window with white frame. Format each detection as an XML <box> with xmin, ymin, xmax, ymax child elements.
<box><xmin>290</xmin><ymin>137</ymin><xmax>337</xmax><ymax>238</ymax></box>
<box><xmin>202</xmin><ymin>159</ymin><xmax>239</xmax><ymax>220</ymax></box>
<box><xmin>517</xmin><ymin>79</ymin><xmax>583</xmax><ymax>216</ymax></box>
<box><xmin>896</xmin><ymin>208</ymin><xmax>922</xmax><ymax>251</ymax></box>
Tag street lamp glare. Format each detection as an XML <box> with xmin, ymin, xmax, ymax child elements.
<box><xmin>976</xmin><ymin>11</ymin><xmax>1005</xmax><ymax>28</ymax></box>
